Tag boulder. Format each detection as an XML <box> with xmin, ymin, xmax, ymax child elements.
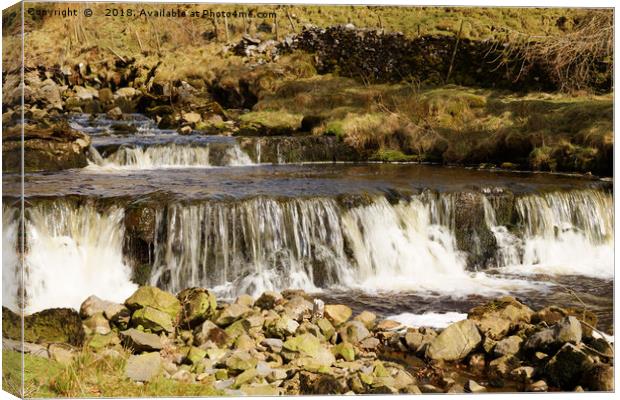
<box><xmin>177</xmin><ymin>287</ymin><xmax>217</xmax><ymax>328</ymax></box>
<box><xmin>488</xmin><ymin>355</ymin><xmax>520</xmax><ymax>379</ymax></box>
<box><xmin>79</xmin><ymin>295</ymin><xmax>117</xmax><ymax>319</ymax></box>
<box><xmin>283</xmin><ymin>296</ymin><xmax>313</xmax><ymax>321</ymax></box>
<box><xmin>186</xmin><ymin>346</ymin><xmax>207</xmax><ymax>365</ymax></box>
<box><xmin>48</xmin><ymin>343</ymin><xmax>76</xmax><ymax>365</ymax></box>
<box><xmin>83</xmin><ymin>312</ymin><xmax>111</xmax><ymax>335</ymax></box>
<box><xmin>194</xmin><ymin>320</ymin><xmax>229</xmax><ymax>347</ymax></box>
<box><xmin>131</xmin><ymin>306</ymin><xmax>174</xmax><ymax>333</ymax></box>
<box><xmin>120</xmin><ymin>328</ymin><xmax>163</xmax><ymax>352</ymax></box>
<box><xmin>524</xmin><ymin>316</ymin><xmax>582</xmax><ymax>352</ymax></box>
<box><xmin>354</xmin><ymin>311</ymin><xmax>377</xmax><ymax>330</ymax></box>
<box><xmin>106</xmin><ymin>106</ymin><xmax>123</xmax><ymax>120</ymax></box>
<box><xmin>265</xmin><ymin>316</ymin><xmax>299</xmax><ymax>339</ymax></box>
<box><xmin>125</xmin><ymin>286</ymin><xmax>181</xmax><ymax>320</ymax></box>
<box><xmin>426</xmin><ymin>319</ymin><xmax>482</xmax><ymax>361</ymax></box>
<box><xmin>316</xmin><ymin>318</ymin><xmax>335</xmax><ymax>341</ymax></box>
<box><xmin>255</xmin><ymin>291</ymin><xmax>283</xmax><ymax>310</ymax></box>
<box><xmin>225</xmin><ymin>350</ymin><xmax>257</xmax><ymax>371</ymax></box>
<box><xmin>545</xmin><ymin>343</ymin><xmax>592</xmax><ymax>390</ymax></box>
<box><xmin>404</xmin><ymin>328</ymin><xmax>437</xmax><ymax>354</ymax></box>
<box><xmin>2</xmin><ymin>306</ymin><xmax>85</xmax><ymax>346</ymax></box>
<box><xmin>34</xmin><ymin>79</ymin><xmax>63</xmax><ymax>110</ymax></box>
<box><xmin>125</xmin><ymin>352</ymin><xmax>162</xmax><ymax>382</ymax></box>
<box><xmin>468</xmin><ymin>297</ymin><xmax>534</xmax><ymax>340</ymax></box>
<box><xmin>332</xmin><ymin>342</ymin><xmax>356</xmax><ymax>361</ymax></box>
<box><xmin>581</xmin><ymin>363</ymin><xmax>613</xmax><ymax>391</ymax></box>
<box><xmin>531</xmin><ymin>306</ymin><xmax>598</xmax><ymax>337</ymax></box>
<box><xmin>324</xmin><ymin>304</ymin><xmax>352</xmax><ymax>327</ymax></box>
<box><xmin>235</xmin><ymin>294</ymin><xmax>254</xmax><ymax>308</ymax></box>
<box><xmin>494</xmin><ymin>335</ymin><xmax>523</xmax><ymax>357</ymax></box>
<box><xmin>215</xmin><ymin>303</ymin><xmax>251</xmax><ymax>327</ymax></box>
<box><xmin>338</xmin><ymin>321</ymin><xmax>371</xmax><ymax>344</ymax></box>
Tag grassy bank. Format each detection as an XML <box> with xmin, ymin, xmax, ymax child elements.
<box><xmin>250</xmin><ymin>76</ymin><xmax>612</xmax><ymax>174</ymax></box>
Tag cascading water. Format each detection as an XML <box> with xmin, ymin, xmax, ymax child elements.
<box><xmin>9</xmin><ymin>188</ymin><xmax>612</xmax><ymax>310</ymax></box>
<box><xmin>89</xmin><ymin>143</ymin><xmax>254</xmax><ymax>169</ymax></box>
<box><xmin>2</xmin><ymin>206</ymin><xmax>21</xmax><ymax>311</ymax></box>
<box><xmin>18</xmin><ymin>201</ymin><xmax>137</xmax><ymax>313</ymax></box>
<box><xmin>487</xmin><ymin>189</ymin><xmax>613</xmax><ymax>278</ymax></box>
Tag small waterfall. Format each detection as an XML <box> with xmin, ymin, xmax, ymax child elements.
<box><xmin>149</xmin><ymin>198</ymin><xmax>352</xmax><ymax>298</ymax></box>
<box><xmin>21</xmin><ymin>201</ymin><xmax>137</xmax><ymax>313</ymax></box>
<box><xmin>2</xmin><ymin>206</ymin><xmax>21</xmax><ymax>311</ymax></box>
<box><xmin>485</xmin><ymin>189</ymin><xmax>613</xmax><ymax>278</ymax></box>
<box><xmin>92</xmin><ymin>143</ymin><xmax>253</xmax><ymax>169</ymax></box>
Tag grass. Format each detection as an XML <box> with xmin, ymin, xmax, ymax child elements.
<box><xmin>2</xmin><ymin>348</ymin><xmax>221</xmax><ymax>398</ymax></box>
<box><xmin>250</xmin><ymin>76</ymin><xmax>612</xmax><ymax>174</ymax></box>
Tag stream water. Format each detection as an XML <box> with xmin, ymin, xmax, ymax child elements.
<box><xmin>2</xmin><ymin>114</ymin><xmax>614</xmax><ymax>333</ymax></box>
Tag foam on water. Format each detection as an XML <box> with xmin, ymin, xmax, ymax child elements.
<box><xmin>386</xmin><ymin>312</ymin><xmax>468</xmax><ymax>329</ymax></box>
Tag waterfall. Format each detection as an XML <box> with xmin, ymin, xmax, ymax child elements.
<box><xmin>20</xmin><ymin>201</ymin><xmax>137</xmax><ymax>313</ymax></box>
<box><xmin>2</xmin><ymin>206</ymin><xmax>21</xmax><ymax>311</ymax></box>
<box><xmin>11</xmin><ymin>188</ymin><xmax>612</xmax><ymax>310</ymax></box>
<box><xmin>498</xmin><ymin>190</ymin><xmax>613</xmax><ymax>278</ymax></box>
<box><xmin>90</xmin><ymin>143</ymin><xmax>254</xmax><ymax>169</ymax></box>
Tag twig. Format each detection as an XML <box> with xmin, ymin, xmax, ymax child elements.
<box><xmin>107</xmin><ymin>47</ymin><xmax>126</xmax><ymax>63</ymax></box>
<box><xmin>446</xmin><ymin>19</ymin><xmax>464</xmax><ymax>83</ymax></box>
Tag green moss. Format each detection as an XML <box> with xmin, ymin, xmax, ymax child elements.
<box><xmin>238</xmin><ymin>111</ymin><xmax>303</xmax><ymax>136</ymax></box>
<box><xmin>371</xmin><ymin>149</ymin><xmax>418</xmax><ymax>162</ymax></box>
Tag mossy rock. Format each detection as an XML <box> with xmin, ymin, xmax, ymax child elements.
<box><xmin>131</xmin><ymin>306</ymin><xmax>174</xmax><ymax>333</ymax></box>
<box><xmin>177</xmin><ymin>287</ymin><xmax>218</xmax><ymax>328</ymax></box>
<box><xmin>125</xmin><ymin>286</ymin><xmax>181</xmax><ymax>320</ymax></box>
<box><xmin>236</xmin><ymin>111</ymin><xmax>303</xmax><ymax>136</ymax></box>
<box><xmin>2</xmin><ymin>306</ymin><xmax>85</xmax><ymax>347</ymax></box>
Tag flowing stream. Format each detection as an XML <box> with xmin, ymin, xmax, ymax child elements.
<box><xmin>2</xmin><ymin>114</ymin><xmax>614</xmax><ymax>331</ymax></box>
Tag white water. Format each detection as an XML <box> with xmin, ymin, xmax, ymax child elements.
<box><xmin>87</xmin><ymin>143</ymin><xmax>253</xmax><ymax>170</ymax></box>
<box><xmin>485</xmin><ymin>190</ymin><xmax>613</xmax><ymax>278</ymax></box>
<box><xmin>2</xmin><ymin>206</ymin><xmax>21</xmax><ymax>311</ymax></box>
<box><xmin>387</xmin><ymin>312</ymin><xmax>468</xmax><ymax>329</ymax></box>
<box><xmin>9</xmin><ymin>188</ymin><xmax>612</xmax><ymax>311</ymax></box>
<box><xmin>19</xmin><ymin>202</ymin><xmax>137</xmax><ymax>313</ymax></box>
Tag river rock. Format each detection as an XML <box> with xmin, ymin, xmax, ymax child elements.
<box><xmin>324</xmin><ymin>304</ymin><xmax>352</xmax><ymax>327</ymax></box>
<box><xmin>526</xmin><ymin>380</ymin><xmax>548</xmax><ymax>392</ymax></box>
<box><xmin>261</xmin><ymin>338</ymin><xmax>284</xmax><ymax>353</ymax></box>
<box><xmin>225</xmin><ymin>350</ymin><xmax>257</xmax><ymax>371</ymax></box>
<box><xmin>106</xmin><ymin>106</ymin><xmax>123</xmax><ymax>120</ymax></box>
<box><xmin>125</xmin><ymin>352</ymin><xmax>162</xmax><ymax>382</ymax></box>
<box><xmin>510</xmin><ymin>366</ymin><xmax>535</xmax><ymax>382</ymax></box>
<box><xmin>120</xmin><ymin>328</ymin><xmax>163</xmax><ymax>352</ymax></box>
<box><xmin>283</xmin><ymin>296</ymin><xmax>313</xmax><ymax>321</ymax></box>
<box><xmin>131</xmin><ymin>306</ymin><xmax>174</xmax><ymax>333</ymax></box>
<box><xmin>338</xmin><ymin>321</ymin><xmax>370</xmax><ymax>344</ymax></box>
<box><xmin>353</xmin><ymin>311</ymin><xmax>377</xmax><ymax>330</ymax></box>
<box><xmin>79</xmin><ymin>295</ymin><xmax>118</xmax><ymax>319</ymax></box>
<box><xmin>215</xmin><ymin>303</ymin><xmax>251</xmax><ymax>327</ymax></box>
<box><xmin>265</xmin><ymin>316</ymin><xmax>299</xmax><ymax>339</ymax></box>
<box><xmin>255</xmin><ymin>291</ymin><xmax>283</xmax><ymax>310</ymax></box>
<box><xmin>2</xmin><ymin>306</ymin><xmax>85</xmax><ymax>346</ymax></box>
<box><xmin>194</xmin><ymin>320</ymin><xmax>229</xmax><ymax>347</ymax></box>
<box><xmin>494</xmin><ymin>335</ymin><xmax>523</xmax><ymax>357</ymax></box>
<box><xmin>524</xmin><ymin>316</ymin><xmax>582</xmax><ymax>352</ymax></box>
<box><xmin>581</xmin><ymin>363</ymin><xmax>613</xmax><ymax>391</ymax></box>
<box><xmin>468</xmin><ymin>296</ymin><xmax>534</xmax><ymax>340</ymax></box>
<box><xmin>426</xmin><ymin>319</ymin><xmax>482</xmax><ymax>361</ymax></box>
<box><xmin>186</xmin><ymin>346</ymin><xmax>207</xmax><ymax>365</ymax></box>
<box><xmin>83</xmin><ymin>312</ymin><xmax>111</xmax><ymax>335</ymax></box>
<box><xmin>35</xmin><ymin>79</ymin><xmax>63</xmax><ymax>110</ymax></box>
<box><xmin>488</xmin><ymin>355</ymin><xmax>520</xmax><ymax>379</ymax></box>
<box><xmin>404</xmin><ymin>328</ymin><xmax>437</xmax><ymax>354</ymax></box>
<box><xmin>332</xmin><ymin>342</ymin><xmax>356</xmax><ymax>361</ymax></box>
<box><xmin>316</xmin><ymin>318</ymin><xmax>335</xmax><ymax>341</ymax></box>
<box><xmin>375</xmin><ymin>319</ymin><xmax>402</xmax><ymax>331</ymax></box>
<box><xmin>299</xmin><ymin>371</ymin><xmax>347</xmax><ymax>394</ymax></box>
<box><xmin>532</xmin><ymin>306</ymin><xmax>598</xmax><ymax>337</ymax></box>
<box><xmin>125</xmin><ymin>286</ymin><xmax>181</xmax><ymax>320</ymax></box>
<box><xmin>544</xmin><ymin>343</ymin><xmax>592</xmax><ymax>389</ymax></box>
<box><xmin>177</xmin><ymin>287</ymin><xmax>217</xmax><ymax>328</ymax></box>
<box><xmin>466</xmin><ymin>380</ymin><xmax>486</xmax><ymax>393</ymax></box>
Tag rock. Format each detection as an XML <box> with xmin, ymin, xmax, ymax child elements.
<box><xmin>83</xmin><ymin>312</ymin><xmax>111</xmax><ymax>335</ymax></box>
<box><xmin>131</xmin><ymin>306</ymin><xmax>174</xmax><ymax>333</ymax></box>
<box><xmin>178</xmin><ymin>125</ymin><xmax>192</xmax><ymax>135</ymax></box>
<box><xmin>338</xmin><ymin>321</ymin><xmax>370</xmax><ymax>344</ymax></box>
<box><xmin>194</xmin><ymin>320</ymin><xmax>229</xmax><ymax>347</ymax></box>
<box><xmin>255</xmin><ymin>291</ymin><xmax>283</xmax><ymax>310</ymax></box>
<box><xmin>115</xmin><ymin>87</ymin><xmax>137</xmax><ymax>99</ymax></box>
<box><xmin>545</xmin><ymin>343</ymin><xmax>592</xmax><ymax>390</ymax></box>
<box><xmin>494</xmin><ymin>335</ymin><xmax>523</xmax><ymax>357</ymax></box>
<box><xmin>171</xmin><ymin>370</ymin><xmax>193</xmax><ymax>383</ymax></box>
<box><xmin>104</xmin><ymin>304</ymin><xmax>130</xmax><ymax>329</ymax></box>
<box><xmin>79</xmin><ymin>295</ymin><xmax>117</xmax><ymax>318</ymax></box>
<box><xmin>235</xmin><ymin>294</ymin><xmax>254</xmax><ymax>308</ymax></box>
<box><xmin>261</xmin><ymin>338</ymin><xmax>284</xmax><ymax>353</ymax></box>
<box><xmin>182</xmin><ymin>111</ymin><xmax>202</xmax><ymax>125</ymax></box>
<box><xmin>226</xmin><ymin>350</ymin><xmax>257</xmax><ymax>371</ymax></box>
<box><xmin>312</xmin><ymin>299</ymin><xmax>325</xmax><ymax>321</ymax></box>
<box><xmin>215</xmin><ymin>303</ymin><xmax>251</xmax><ymax>327</ymax></box>
<box><xmin>466</xmin><ymin>380</ymin><xmax>486</xmax><ymax>393</ymax></box>
<box><xmin>332</xmin><ymin>342</ymin><xmax>356</xmax><ymax>361</ymax></box>
<box><xmin>488</xmin><ymin>355</ymin><xmax>520</xmax><ymax>379</ymax></box>
<box><xmin>299</xmin><ymin>371</ymin><xmax>346</xmax><ymax>394</ymax></box>
<box><xmin>74</xmin><ymin>86</ymin><xmax>96</xmax><ymax>101</ymax></box>
<box><xmin>526</xmin><ymin>380</ymin><xmax>548</xmax><ymax>392</ymax></box>
<box><xmin>468</xmin><ymin>297</ymin><xmax>534</xmax><ymax>340</ymax></box>
<box><xmin>36</xmin><ymin>79</ymin><xmax>63</xmax><ymax>110</ymax></box>
<box><xmin>125</xmin><ymin>286</ymin><xmax>181</xmax><ymax>320</ymax></box>
<box><xmin>177</xmin><ymin>287</ymin><xmax>217</xmax><ymax>328</ymax></box>
<box><xmin>358</xmin><ymin>337</ymin><xmax>381</xmax><ymax>351</ymax></box>
<box><xmin>581</xmin><ymin>363</ymin><xmax>613</xmax><ymax>391</ymax></box>
<box><xmin>283</xmin><ymin>296</ymin><xmax>313</xmax><ymax>321</ymax></box>
<box><xmin>297</xmin><ymin>321</ymin><xmax>323</xmax><ymax>339</ymax></box>
<box><xmin>47</xmin><ymin>344</ymin><xmax>75</xmax><ymax>365</ymax></box>
<box><xmin>468</xmin><ymin>353</ymin><xmax>486</xmax><ymax>371</ymax></box>
<box><xmin>404</xmin><ymin>328</ymin><xmax>437</xmax><ymax>354</ymax></box>
<box><xmin>316</xmin><ymin>318</ymin><xmax>335</xmax><ymax>341</ymax></box>
<box><xmin>532</xmin><ymin>306</ymin><xmax>598</xmax><ymax>337</ymax></box>
<box><xmin>524</xmin><ymin>316</ymin><xmax>582</xmax><ymax>352</ymax></box>
<box><xmin>426</xmin><ymin>319</ymin><xmax>482</xmax><ymax>361</ymax></box>
<box><xmin>125</xmin><ymin>352</ymin><xmax>162</xmax><ymax>382</ymax></box>
<box><xmin>324</xmin><ymin>304</ymin><xmax>352</xmax><ymax>327</ymax></box>
<box><xmin>106</xmin><ymin>106</ymin><xmax>123</xmax><ymax>120</ymax></box>
<box><xmin>3</xmin><ymin>338</ymin><xmax>49</xmax><ymax>358</ymax></box>
<box><xmin>99</xmin><ymin>88</ymin><xmax>114</xmax><ymax>103</ymax></box>
<box><xmin>354</xmin><ymin>311</ymin><xmax>377</xmax><ymax>330</ymax></box>
<box><xmin>239</xmin><ymin>383</ymin><xmax>282</xmax><ymax>396</ymax></box>
<box><xmin>375</xmin><ymin>319</ymin><xmax>402</xmax><ymax>331</ymax></box>
<box><xmin>120</xmin><ymin>328</ymin><xmax>163</xmax><ymax>352</ymax></box>
<box><xmin>2</xmin><ymin>306</ymin><xmax>85</xmax><ymax>346</ymax></box>
<box><xmin>186</xmin><ymin>346</ymin><xmax>207</xmax><ymax>365</ymax></box>
<box><xmin>510</xmin><ymin>366</ymin><xmax>535</xmax><ymax>382</ymax></box>
<box><xmin>265</xmin><ymin>316</ymin><xmax>299</xmax><ymax>339</ymax></box>
<box><xmin>87</xmin><ymin>333</ymin><xmax>119</xmax><ymax>350</ymax></box>
<box><xmin>3</xmin><ymin>122</ymin><xmax>91</xmax><ymax>173</ymax></box>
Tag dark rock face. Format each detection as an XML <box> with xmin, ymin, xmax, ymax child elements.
<box><xmin>2</xmin><ymin>306</ymin><xmax>85</xmax><ymax>347</ymax></box>
<box><xmin>2</xmin><ymin>121</ymin><xmax>91</xmax><ymax>173</ymax></box>
<box><xmin>453</xmin><ymin>192</ymin><xmax>497</xmax><ymax>270</ymax></box>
